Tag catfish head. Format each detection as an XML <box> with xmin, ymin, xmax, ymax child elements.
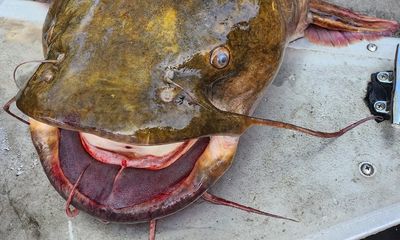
<box><xmin>17</xmin><ymin>0</ymin><xmax>293</xmax><ymax>144</ymax></box>
<box><xmin>13</xmin><ymin>0</ymin><xmax>306</xmax><ymax>222</ymax></box>
<box><xmin>7</xmin><ymin>0</ymin><xmax>396</xmax><ymax>227</ymax></box>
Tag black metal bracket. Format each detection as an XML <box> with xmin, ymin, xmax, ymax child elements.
<box><xmin>365</xmin><ymin>44</ymin><xmax>400</xmax><ymax>125</ymax></box>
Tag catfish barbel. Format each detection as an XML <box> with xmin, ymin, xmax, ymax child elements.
<box><xmin>4</xmin><ymin>0</ymin><xmax>398</xmax><ymax>239</ymax></box>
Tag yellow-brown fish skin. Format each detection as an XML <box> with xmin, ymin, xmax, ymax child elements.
<box><xmin>17</xmin><ymin>0</ymin><xmax>308</xmax><ymax>144</ymax></box>
<box><xmin>21</xmin><ymin>0</ymin><xmax>304</xmax><ymax>223</ymax></box>
<box><xmin>15</xmin><ymin>0</ymin><xmax>399</xmax><ymax>224</ymax></box>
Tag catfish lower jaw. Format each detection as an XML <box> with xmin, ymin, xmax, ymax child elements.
<box><xmin>29</xmin><ymin>118</ymin><xmax>239</xmax><ymax>223</ymax></box>
<box><xmin>80</xmin><ymin>132</ymin><xmax>198</xmax><ymax>170</ymax></box>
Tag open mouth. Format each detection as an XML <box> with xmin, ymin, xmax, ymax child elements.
<box><xmin>60</xmin><ymin>130</ymin><xmax>208</xmax><ymax>209</ymax></box>
<box><xmin>30</xmin><ymin>119</ymin><xmax>238</xmax><ymax>222</ymax></box>
<box><xmin>79</xmin><ymin>132</ymin><xmax>198</xmax><ymax>170</ymax></box>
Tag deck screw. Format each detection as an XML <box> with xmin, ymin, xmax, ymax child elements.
<box><xmin>377</xmin><ymin>72</ymin><xmax>392</xmax><ymax>83</ymax></box>
<box><xmin>367</xmin><ymin>43</ymin><xmax>378</xmax><ymax>52</ymax></box>
<box><xmin>374</xmin><ymin>101</ymin><xmax>387</xmax><ymax>112</ymax></box>
<box><xmin>359</xmin><ymin>162</ymin><xmax>376</xmax><ymax>177</ymax></box>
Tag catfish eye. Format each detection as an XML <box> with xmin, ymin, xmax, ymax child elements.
<box><xmin>210</xmin><ymin>46</ymin><xmax>230</xmax><ymax>69</ymax></box>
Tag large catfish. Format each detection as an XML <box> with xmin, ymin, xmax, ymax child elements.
<box><xmin>4</xmin><ymin>0</ymin><xmax>398</xmax><ymax>239</ymax></box>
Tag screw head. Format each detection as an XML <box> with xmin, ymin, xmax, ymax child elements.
<box><xmin>377</xmin><ymin>72</ymin><xmax>392</xmax><ymax>83</ymax></box>
<box><xmin>367</xmin><ymin>43</ymin><xmax>378</xmax><ymax>52</ymax></box>
<box><xmin>359</xmin><ymin>162</ymin><xmax>376</xmax><ymax>177</ymax></box>
<box><xmin>374</xmin><ymin>101</ymin><xmax>387</xmax><ymax>112</ymax></box>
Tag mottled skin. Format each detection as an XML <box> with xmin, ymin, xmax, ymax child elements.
<box><xmin>17</xmin><ymin>0</ymin><xmax>309</xmax><ymax>145</ymax></box>
<box><xmin>9</xmin><ymin>0</ymin><xmax>398</xmax><ymax>226</ymax></box>
<box><xmin>17</xmin><ymin>0</ymin><xmax>311</xmax><ymax>223</ymax></box>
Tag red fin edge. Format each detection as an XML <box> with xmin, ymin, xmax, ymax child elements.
<box><xmin>306</xmin><ymin>0</ymin><xmax>399</xmax><ymax>47</ymax></box>
<box><xmin>305</xmin><ymin>25</ymin><xmax>394</xmax><ymax>47</ymax></box>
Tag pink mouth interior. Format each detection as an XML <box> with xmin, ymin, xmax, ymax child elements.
<box><xmin>59</xmin><ymin>130</ymin><xmax>209</xmax><ymax>209</ymax></box>
<box><xmin>79</xmin><ymin>133</ymin><xmax>197</xmax><ymax>170</ymax></box>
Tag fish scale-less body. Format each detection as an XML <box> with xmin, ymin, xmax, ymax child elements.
<box><xmin>17</xmin><ymin>0</ymin><xmax>307</xmax><ymax>145</ymax></box>
<box><xmin>5</xmin><ymin>0</ymin><xmax>398</xmax><ymax>238</ymax></box>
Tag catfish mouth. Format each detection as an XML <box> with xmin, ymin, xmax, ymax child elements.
<box><xmin>60</xmin><ymin>129</ymin><xmax>207</xmax><ymax>211</ymax></box>
<box><xmin>79</xmin><ymin>132</ymin><xmax>198</xmax><ymax>170</ymax></box>
<box><xmin>30</xmin><ymin>119</ymin><xmax>238</xmax><ymax>222</ymax></box>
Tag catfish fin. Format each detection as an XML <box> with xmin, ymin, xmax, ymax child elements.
<box><xmin>305</xmin><ymin>0</ymin><xmax>399</xmax><ymax>47</ymax></box>
<box><xmin>305</xmin><ymin>26</ymin><xmax>386</xmax><ymax>47</ymax></box>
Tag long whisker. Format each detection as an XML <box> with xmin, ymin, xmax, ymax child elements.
<box><xmin>3</xmin><ymin>96</ymin><xmax>30</xmax><ymax>125</ymax></box>
<box><xmin>66</xmin><ymin>164</ymin><xmax>90</xmax><ymax>218</ymax></box>
<box><xmin>249</xmin><ymin>115</ymin><xmax>383</xmax><ymax>138</ymax></box>
<box><xmin>5</xmin><ymin>58</ymin><xmax>62</xmax><ymax>126</ymax></box>
<box><xmin>202</xmin><ymin>192</ymin><xmax>298</xmax><ymax>222</ymax></box>
<box><xmin>149</xmin><ymin>219</ymin><xmax>157</xmax><ymax>240</ymax></box>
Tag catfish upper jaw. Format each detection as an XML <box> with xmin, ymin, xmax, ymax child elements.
<box><xmin>16</xmin><ymin>0</ymin><xmax>292</xmax><ymax>145</ymax></box>
<box><xmin>80</xmin><ymin>132</ymin><xmax>199</xmax><ymax>170</ymax></box>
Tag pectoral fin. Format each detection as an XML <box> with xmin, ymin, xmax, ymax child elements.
<box><xmin>305</xmin><ymin>0</ymin><xmax>399</xmax><ymax>47</ymax></box>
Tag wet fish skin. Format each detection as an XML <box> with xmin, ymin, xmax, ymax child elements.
<box><xmin>16</xmin><ymin>0</ymin><xmax>308</xmax><ymax>144</ymax></box>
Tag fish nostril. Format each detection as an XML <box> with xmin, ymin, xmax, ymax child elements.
<box><xmin>159</xmin><ymin>87</ymin><xmax>178</xmax><ymax>103</ymax></box>
<box><xmin>41</xmin><ymin>69</ymin><xmax>55</xmax><ymax>82</ymax></box>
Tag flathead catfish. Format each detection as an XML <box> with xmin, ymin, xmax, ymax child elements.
<box><xmin>4</xmin><ymin>0</ymin><xmax>398</xmax><ymax>239</ymax></box>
